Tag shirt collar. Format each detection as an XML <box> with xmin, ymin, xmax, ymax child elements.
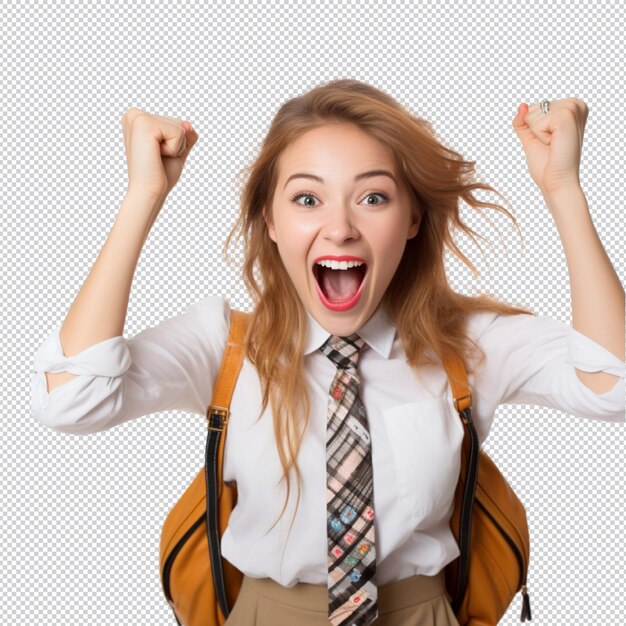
<box><xmin>303</xmin><ymin>304</ymin><xmax>396</xmax><ymax>359</ymax></box>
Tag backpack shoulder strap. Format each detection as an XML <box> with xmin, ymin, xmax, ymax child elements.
<box><xmin>204</xmin><ymin>308</ymin><xmax>250</xmax><ymax>619</ymax></box>
<box><xmin>206</xmin><ymin>308</ymin><xmax>250</xmax><ymax>489</ymax></box>
<box><xmin>442</xmin><ymin>353</ymin><xmax>472</xmax><ymax>414</ymax></box>
<box><xmin>207</xmin><ymin>309</ymin><xmax>250</xmax><ymax>420</ymax></box>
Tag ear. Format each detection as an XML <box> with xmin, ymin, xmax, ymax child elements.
<box><xmin>407</xmin><ymin>208</ymin><xmax>422</xmax><ymax>240</ymax></box>
<box><xmin>263</xmin><ymin>204</ymin><xmax>276</xmax><ymax>242</ymax></box>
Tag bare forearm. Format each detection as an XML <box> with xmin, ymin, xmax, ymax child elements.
<box><xmin>543</xmin><ymin>184</ymin><xmax>625</xmax><ymax>392</ymax></box>
<box><xmin>45</xmin><ymin>191</ymin><xmax>162</xmax><ymax>392</ymax></box>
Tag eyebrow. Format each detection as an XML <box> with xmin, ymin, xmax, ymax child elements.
<box><xmin>282</xmin><ymin>169</ymin><xmax>397</xmax><ymax>190</ymax></box>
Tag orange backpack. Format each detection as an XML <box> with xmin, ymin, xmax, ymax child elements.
<box><xmin>159</xmin><ymin>309</ymin><xmax>532</xmax><ymax>625</ymax></box>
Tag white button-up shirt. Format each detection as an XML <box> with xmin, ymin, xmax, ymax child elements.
<box><xmin>30</xmin><ymin>296</ymin><xmax>625</xmax><ymax>587</ymax></box>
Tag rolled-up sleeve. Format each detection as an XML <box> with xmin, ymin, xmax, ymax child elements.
<box><xmin>468</xmin><ymin>312</ymin><xmax>625</xmax><ymax>437</ymax></box>
<box><xmin>30</xmin><ymin>295</ymin><xmax>231</xmax><ymax>435</ymax></box>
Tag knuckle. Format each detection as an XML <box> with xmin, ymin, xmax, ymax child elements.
<box><xmin>123</xmin><ymin>107</ymin><xmax>147</xmax><ymax>125</ymax></box>
<box><xmin>132</xmin><ymin>114</ymin><xmax>152</xmax><ymax>132</ymax></box>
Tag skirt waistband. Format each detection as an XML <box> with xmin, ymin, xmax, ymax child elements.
<box><xmin>244</xmin><ymin>570</ymin><xmax>447</xmax><ymax>615</ymax></box>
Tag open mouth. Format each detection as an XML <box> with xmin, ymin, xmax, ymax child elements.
<box><xmin>312</xmin><ymin>261</ymin><xmax>368</xmax><ymax>305</ymax></box>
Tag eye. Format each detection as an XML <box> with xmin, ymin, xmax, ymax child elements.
<box><xmin>289</xmin><ymin>191</ymin><xmax>389</xmax><ymax>207</ymax></box>
<box><xmin>363</xmin><ymin>191</ymin><xmax>388</xmax><ymax>205</ymax></box>
<box><xmin>290</xmin><ymin>191</ymin><xmax>318</xmax><ymax>207</ymax></box>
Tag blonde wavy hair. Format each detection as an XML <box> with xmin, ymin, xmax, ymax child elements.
<box><xmin>223</xmin><ymin>78</ymin><xmax>534</xmax><ymax>558</ymax></box>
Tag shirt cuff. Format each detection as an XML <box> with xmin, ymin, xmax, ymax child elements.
<box><xmin>565</xmin><ymin>325</ymin><xmax>626</xmax><ymax>378</ymax></box>
<box><xmin>31</xmin><ymin>324</ymin><xmax>132</xmax><ymax>377</ymax></box>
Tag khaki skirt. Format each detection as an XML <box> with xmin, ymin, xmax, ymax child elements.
<box><xmin>224</xmin><ymin>569</ymin><xmax>460</xmax><ymax>625</ymax></box>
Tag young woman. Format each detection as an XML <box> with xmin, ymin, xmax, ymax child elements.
<box><xmin>31</xmin><ymin>80</ymin><xmax>624</xmax><ymax>625</ymax></box>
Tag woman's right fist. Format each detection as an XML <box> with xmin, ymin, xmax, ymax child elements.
<box><xmin>120</xmin><ymin>108</ymin><xmax>199</xmax><ymax>202</ymax></box>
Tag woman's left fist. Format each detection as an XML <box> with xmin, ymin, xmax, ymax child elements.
<box><xmin>512</xmin><ymin>97</ymin><xmax>589</xmax><ymax>196</ymax></box>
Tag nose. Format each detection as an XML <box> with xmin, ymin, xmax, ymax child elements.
<box><xmin>322</xmin><ymin>203</ymin><xmax>360</xmax><ymax>244</ymax></box>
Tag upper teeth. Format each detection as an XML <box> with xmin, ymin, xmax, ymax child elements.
<box><xmin>316</xmin><ymin>259</ymin><xmax>365</xmax><ymax>270</ymax></box>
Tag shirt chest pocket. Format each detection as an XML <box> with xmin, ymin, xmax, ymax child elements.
<box><xmin>382</xmin><ymin>397</ymin><xmax>462</xmax><ymax>519</ymax></box>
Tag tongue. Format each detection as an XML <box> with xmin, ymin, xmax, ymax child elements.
<box><xmin>321</xmin><ymin>267</ymin><xmax>362</xmax><ymax>301</ymax></box>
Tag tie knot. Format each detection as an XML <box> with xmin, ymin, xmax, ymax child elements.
<box><xmin>320</xmin><ymin>333</ymin><xmax>367</xmax><ymax>371</ymax></box>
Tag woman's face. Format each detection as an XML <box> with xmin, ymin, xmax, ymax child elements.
<box><xmin>264</xmin><ymin>123</ymin><xmax>421</xmax><ymax>337</ymax></box>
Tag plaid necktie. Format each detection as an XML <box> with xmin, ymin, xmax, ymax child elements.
<box><xmin>320</xmin><ymin>333</ymin><xmax>378</xmax><ymax>626</ymax></box>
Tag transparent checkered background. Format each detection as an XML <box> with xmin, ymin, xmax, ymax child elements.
<box><xmin>3</xmin><ymin>1</ymin><xmax>625</xmax><ymax>624</ymax></box>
